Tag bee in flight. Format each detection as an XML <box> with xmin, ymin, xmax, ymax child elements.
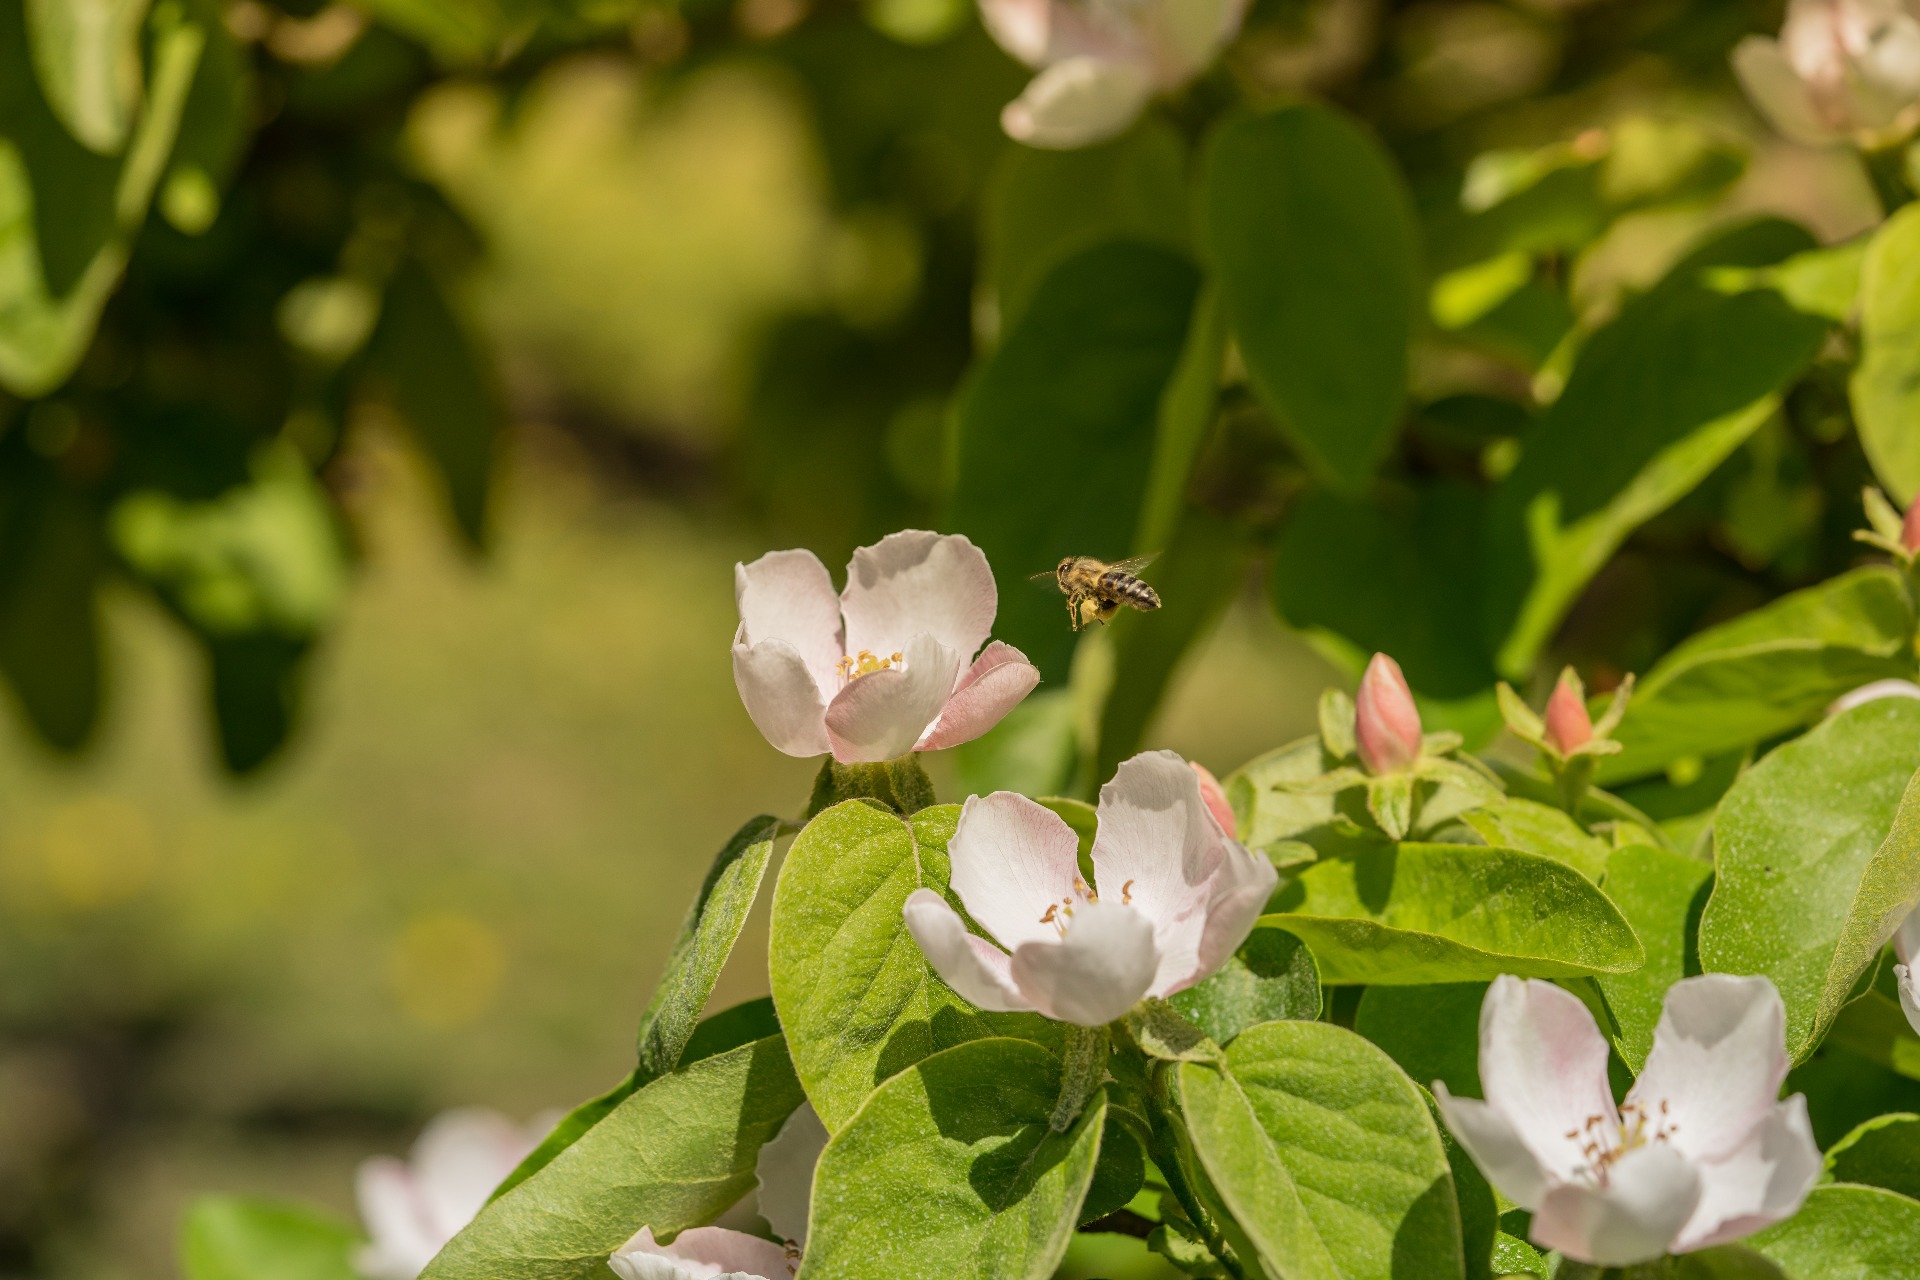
<box><xmin>1034</xmin><ymin>555</ymin><xmax>1161</xmax><ymax>632</ymax></box>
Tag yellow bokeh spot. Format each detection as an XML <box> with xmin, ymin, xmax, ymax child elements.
<box><xmin>387</xmin><ymin>911</ymin><xmax>505</xmax><ymax>1029</ymax></box>
<box><xmin>39</xmin><ymin>797</ymin><xmax>158</xmax><ymax>912</ymax></box>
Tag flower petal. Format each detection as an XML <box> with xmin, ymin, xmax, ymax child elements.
<box><xmin>903</xmin><ymin>888</ymin><xmax>1036</xmax><ymax>1013</ymax></box>
<box><xmin>1897</xmin><ymin>963</ymin><xmax>1920</xmax><ymax>1036</ymax></box>
<box><xmin>1830</xmin><ymin>678</ymin><xmax>1920</xmax><ymax>716</ymax></box>
<box><xmin>1629</xmin><ymin>975</ymin><xmax>1788</xmax><ymax>1165</ymax></box>
<box><xmin>823</xmin><ymin>635</ymin><xmax>961</xmax><ymax>763</ymax></box>
<box><xmin>1356</xmin><ymin>653</ymin><xmax>1423</xmax><ymax>774</ymax></box>
<box><xmin>1675</xmin><ymin>1095</ymin><xmax>1821</xmax><ymax>1253</ymax></box>
<box><xmin>840</xmin><ymin>531</ymin><xmax>997</xmax><ymax>667</ymax></box>
<box><xmin>1897</xmin><ymin>906</ymin><xmax>1920</xmax><ymax>965</ymax></box>
<box><xmin>948</xmin><ymin>791</ymin><xmax>1087</xmax><ymax>950</ymax></box>
<box><xmin>1530</xmin><ymin>1143</ymin><xmax>1703</xmax><ymax>1267</ymax></box>
<box><xmin>409</xmin><ymin>1108</ymin><xmax>542</xmax><ymax>1238</ymax></box>
<box><xmin>1011</xmin><ymin>899</ymin><xmax>1159</xmax><ymax>1025</ymax></box>
<box><xmin>1190</xmin><ymin>761</ymin><xmax>1237</xmax><ymax>836</ymax></box>
<box><xmin>1732</xmin><ymin>35</ymin><xmax>1845</xmax><ymax>144</ymax></box>
<box><xmin>353</xmin><ymin>1158</ymin><xmax>442</xmax><ymax>1280</ymax></box>
<box><xmin>735</xmin><ymin>549</ymin><xmax>843</xmax><ymax>695</ymax></box>
<box><xmin>756</xmin><ymin>1102</ymin><xmax>827</xmax><ymax>1248</ymax></box>
<box><xmin>978</xmin><ymin>0</ymin><xmax>1051</xmax><ymax>66</ymax></box>
<box><xmin>1433</xmin><ymin>1086</ymin><xmax>1552</xmax><ymax>1211</ymax></box>
<box><xmin>1001</xmin><ymin>57</ymin><xmax>1156</xmax><ymax>150</ymax></box>
<box><xmin>1090</xmin><ymin>750</ymin><xmax>1276</xmax><ymax>998</ymax></box>
<box><xmin>1477</xmin><ymin>976</ymin><xmax>1620</xmax><ymax>1185</ymax></box>
<box><xmin>916</xmin><ymin>642</ymin><xmax>1042</xmax><ymax>752</ymax></box>
<box><xmin>734</xmin><ymin>636</ymin><xmax>832</xmax><ymax>758</ymax></box>
<box><xmin>609</xmin><ymin>1225</ymin><xmax>791</xmax><ymax>1280</ymax></box>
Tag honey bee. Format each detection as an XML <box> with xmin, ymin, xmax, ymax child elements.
<box><xmin>1034</xmin><ymin>555</ymin><xmax>1161</xmax><ymax>631</ymax></box>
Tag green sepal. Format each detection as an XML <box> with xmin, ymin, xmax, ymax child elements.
<box><xmin>806</xmin><ymin>754</ymin><xmax>936</xmax><ymax>816</ymax></box>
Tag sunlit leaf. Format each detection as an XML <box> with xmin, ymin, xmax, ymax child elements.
<box><xmin>1852</xmin><ymin>204</ymin><xmax>1920</xmax><ymax>504</ymax></box>
<box><xmin>180</xmin><ymin>1196</ymin><xmax>361</xmax><ymax>1280</ymax></box>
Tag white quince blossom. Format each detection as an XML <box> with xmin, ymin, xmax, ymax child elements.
<box><xmin>732</xmin><ymin>531</ymin><xmax>1041</xmax><ymax>764</ymax></box>
<box><xmin>902</xmin><ymin>750</ymin><xmax>1278</xmax><ymax>1027</ymax></box>
<box><xmin>1436</xmin><ymin>975</ymin><xmax>1821</xmax><ymax>1268</ymax></box>
<box><xmin>979</xmin><ymin>0</ymin><xmax>1249</xmax><ymax>149</ymax></box>
<box><xmin>609</xmin><ymin>1103</ymin><xmax>828</xmax><ymax>1280</ymax></box>
<box><xmin>355</xmin><ymin>1108</ymin><xmax>554</xmax><ymax>1280</ymax></box>
<box><xmin>1894</xmin><ymin>908</ymin><xmax>1920</xmax><ymax>1037</ymax></box>
<box><xmin>1732</xmin><ymin>0</ymin><xmax>1920</xmax><ymax>146</ymax></box>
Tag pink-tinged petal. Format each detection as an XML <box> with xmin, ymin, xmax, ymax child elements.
<box><xmin>1355</xmin><ymin>654</ymin><xmax>1423</xmax><ymax>774</ymax></box>
<box><xmin>1433</xmin><ymin>1085</ymin><xmax>1552</xmax><ymax>1211</ymax></box>
<box><xmin>903</xmin><ymin>889</ymin><xmax>1036</xmax><ymax>1013</ymax></box>
<box><xmin>1478</xmin><ymin>977</ymin><xmax>1620</xmax><ymax>1184</ymax></box>
<box><xmin>1896</xmin><ymin>963</ymin><xmax>1920</xmax><ymax>1036</ymax></box>
<box><xmin>1011</xmin><ymin>899</ymin><xmax>1159</xmax><ymax>1025</ymax></box>
<box><xmin>734</xmin><ymin>636</ymin><xmax>832</xmax><ymax>759</ymax></box>
<box><xmin>978</xmin><ymin>0</ymin><xmax>1051</xmax><ymax>66</ymax></box>
<box><xmin>1733</xmin><ymin>36</ymin><xmax>1846</xmax><ymax>144</ymax></box>
<box><xmin>354</xmin><ymin>1158</ymin><xmax>443</xmax><ymax>1280</ymax></box>
<box><xmin>1831</xmin><ymin>678</ymin><xmax>1920</xmax><ymax>715</ymax></box>
<box><xmin>735</xmin><ymin>549</ymin><xmax>843</xmax><ymax>696</ymax></box>
<box><xmin>1675</xmin><ymin>1096</ymin><xmax>1821</xmax><ymax>1253</ymax></box>
<box><xmin>1001</xmin><ymin>57</ymin><xmax>1156</xmax><ymax>150</ymax></box>
<box><xmin>823</xmin><ymin>635</ymin><xmax>961</xmax><ymax>763</ymax></box>
<box><xmin>409</xmin><ymin>1108</ymin><xmax>542</xmax><ymax>1240</ymax></box>
<box><xmin>1531</xmin><ymin>1144</ymin><xmax>1702</xmax><ymax>1266</ymax></box>
<box><xmin>1544</xmin><ymin>674</ymin><xmax>1594</xmax><ymax>755</ymax></box>
<box><xmin>609</xmin><ymin>1226</ymin><xmax>791</xmax><ymax>1280</ymax></box>
<box><xmin>1628</xmin><ymin>975</ymin><xmax>1788</xmax><ymax>1165</ymax></box>
<box><xmin>756</xmin><ymin>1103</ymin><xmax>826</xmax><ymax>1248</ymax></box>
<box><xmin>840</xmin><ymin>531</ymin><xmax>997</xmax><ymax>667</ymax></box>
<box><xmin>916</xmin><ymin>642</ymin><xmax>1041</xmax><ymax>752</ymax></box>
<box><xmin>1190</xmin><ymin>761</ymin><xmax>1237</xmax><ymax>836</ymax></box>
<box><xmin>948</xmin><ymin>792</ymin><xmax>1086</xmax><ymax>951</ymax></box>
<box><xmin>1090</xmin><ymin>751</ymin><xmax>1275</xmax><ymax>998</ymax></box>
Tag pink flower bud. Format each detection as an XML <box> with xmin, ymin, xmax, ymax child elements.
<box><xmin>1903</xmin><ymin>499</ymin><xmax>1920</xmax><ymax>554</ymax></box>
<box><xmin>1190</xmin><ymin>761</ymin><xmax>1236</xmax><ymax>836</ymax></box>
<box><xmin>1544</xmin><ymin>673</ymin><xmax>1593</xmax><ymax>755</ymax></box>
<box><xmin>1355</xmin><ymin>654</ymin><xmax>1422</xmax><ymax>775</ymax></box>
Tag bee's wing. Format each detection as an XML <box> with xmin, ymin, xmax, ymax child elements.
<box><xmin>1107</xmin><ymin>554</ymin><xmax>1159</xmax><ymax>576</ymax></box>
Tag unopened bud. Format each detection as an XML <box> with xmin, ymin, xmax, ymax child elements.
<box><xmin>1904</xmin><ymin>499</ymin><xmax>1920</xmax><ymax>554</ymax></box>
<box><xmin>1355</xmin><ymin>654</ymin><xmax>1422</xmax><ymax>775</ymax></box>
<box><xmin>1190</xmin><ymin>761</ymin><xmax>1236</xmax><ymax>836</ymax></box>
<box><xmin>1543</xmin><ymin>671</ymin><xmax>1593</xmax><ymax>755</ymax></box>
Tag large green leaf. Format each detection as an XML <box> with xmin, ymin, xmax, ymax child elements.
<box><xmin>23</xmin><ymin>0</ymin><xmax>148</xmax><ymax>155</ymax></box>
<box><xmin>1747</xmin><ymin>1183</ymin><xmax>1920</xmax><ymax>1279</ymax></box>
<box><xmin>180</xmin><ymin>1196</ymin><xmax>360</xmax><ymax>1280</ymax></box>
<box><xmin>948</xmin><ymin>241</ymin><xmax>1200</xmax><ymax>678</ymax></box>
<box><xmin>423</xmin><ymin>1034</ymin><xmax>805</xmax><ymax>1280</ymax></box>
<box><xmin>1597</xmin><ymin>566</ymin><xmax>1915</xmax><ymax>784</ymax></box>
<box><xmin>1353</xmin><ymin>984</ymin><xmax>1488</xmax><ymax>1099</ymax></box>
<box><xmin>1824</xmin><ymin>1113</ymin><xmax>1920</xmax><ymax>1201</ymax></box>
<box><xmin>1482</xmin><ymin>219</ymin><xmax>1832</xmax><ymax>676</ymax></box>
<box><xmin>1170</xmin><ymin>920</ymin><xmax>1322</xmax><ymax>1046</ymax></box>
<box><xmin>799</xmin><ymin>1038</ymin><xmax>1101</xmax><ymax>1280</ymax></box>
<box><xmin>1853</xmin><ymin>205</ymin><xmax>1920</xmax><ymax>504</ymax></box>
<box><xmin>1595</xmin><ymin>844</ymin><xmax>1713</xmax><ymax>1072</ymax></box>
<box><xmin>1180</xmin><ymin>1020</ymin><xmax>1466</xmax><ymax>1280</ymax></box>
<box><xmin>497</xmin><ymin>815</ymin><xmax>783</xmax><ymax>1196</ymax></box>
<box><xmin>160</xmin><ymin>0</ymin><xmax>249</xmax><ymax>234</ymax></box>
<box><xmin>1699</xmin><ymin>698</ymin><xmax>1920</xmax><ymax>1061</ymax></box>
<box><xmin>1461</xmin><ymin>797</ymin><xmax>1611</xmax><ymax>883</ymax></box>
<box><xmin>769</xmin><ymin>801</ymin><xmax>1059</xmax><ymax>1132</ymax></box>
<box><xmin>1268</xmin><ymin>840</ymin><xmax>1643</xmax><ymax>985</ymax></box>
<box><xmin>1201</xmin><ymin>105</ymin><xmax>1418</xmax><ymax>493</ymax></box>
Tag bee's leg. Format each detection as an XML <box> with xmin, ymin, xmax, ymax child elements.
<box><xmin>1066</xmin><ymin>592</ymin><xmax>1082</xmax><ymax>632</ymax></box>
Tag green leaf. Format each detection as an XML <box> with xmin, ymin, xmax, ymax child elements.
<box><xmin>769</xmin><ymin>801</ymin><xmax>1059</xmax><ymax>1132</ymax></box>
<box><xmin>1489</xmin><ymin>1231</ymin><xmax>1546</xmax><ymax>1278</ymax></box>
<box><xmin>949</xmin><ymin>241</ymin><xmax>1201</xmax><ymax>678</ymax></box>
<box><xmin>23</xmin><ymin>0</ymin><xmax>148</xmax><ymax>155</ymax></box>
<box><xmin>981</xmin><ymin>119</ymin><xmax>1189</xmax><ymax>332</ymax></box>
<box><xmin>497</xmin><ymin>816</ymin><xmax>783</xmax><ymax>1197</ymax></box>
<box><xmin>1269</xmin><ymin>840</ymin><xmax>1644</xmax><ymax>985</ymax></box>
<box><xmin>1462</xmin><ymin>798</ymin><xmax>1611</xmax><ymax>883</ymax></box>
<box><xmin>205</xmin><ymin>632</ymin><xmax>309</xmax><ymax>773</ymax></box>
<box><xmin>1853</xmin><ymin>205</ymin><xmax>1920</xmax><ymax>504</ymax></box>
<box><xmin>1595</xmin><ymin>844</ymin><xmax>1713</xmax><ymax>1072</ymax></box>
<box><xmin>799</xmin><ymin>1038</ymin><xmax>1102</xmax><ymax>1280</ymax></box>
<box><xmin>1227</xmin><ymin>736</ymin><xmax>1344</xmax><ymax>856</ymax></box>
<box><xmin>1747</xmin><ymin>1183</ymin><xmax>1920</xmax><ymax>1279</ymax></box>
<box><xmin>1354</xmin><ymin>983</ymin><xmax>1488</xmax><ymax>1099</ymax></box>
<box><xmin>160</xmin><ymin>0</ymin><xmax>250</xmax><ymax>235</ymax></box>
<box><xmin>1136</xmin><ymin>286</ymin><xmax>1227</xmax><ymax>558</ymax></box>
<box><xmin>180</xmin><ymin>1196</ymin><xmax>360</xmax><ymax>1280</ymax></box>
<box><xmin>353</xmin><ymin>0</ymin><xmax>512</xmax><ymax>65</ymax></box>
<box><xmin>1421</xmin><ymin>1087</ymin><xmax>1495</xmax><ymax>1280</ymax></box>
<box><xmin>1698</xmin><ymin>698</ymin><xmax>1920</xmax><ymax>1061</ymax></box>
<box><xmin>1079</xmin><ymin>1109</ymin><xmax>1146</xmax><ymax>1224</ymax></box>
<box><xmin>1202</xmin><ymin>105</ymin><xmax>1419</xmax><ymax>493</ymax></box>
<box><xmin>1483</xmin><ymin>219</ymin><xmax>1832</xmax><ymax>676</ymax></box>
<box><xmin>1670</xmin><ymin>1246</ymin><xmax>1790</xmax><ymax>1280</ymax></box>
<box><xmin>1597</xmin><ymin>566</ymin><xmax>1915</xmax><ymax>785</ymax></box>
<box><xmin>1826</xmin><ymin>990</ymin><xmax>1920</xmax><ymax>1082</ymax></box>
<box><xmin>369</xmin><ymin>260</ymin><xmax>503</xmax><ymax>550</ymax></box>
<box><xmin>423</xmin><ymin>1035</ymin><xmax>805</xmax><ymax>1280</ymax></box>
<box><xmin>1179</xmin><ymin>1020</ymin><xmax>1466</xmax><ymax>1280</ymax></box>
<box><xmin>0</xmin><ymin>467</ymin><xmax>102</xmax><ymax>751</ymax></box>
<box><xmin>1171</xmin><ymin>921</ymin><xmax>1322</xmax><ymax>1045</ymax></box>
<box><xmin>1824</xmin><ymin>1112</ymin><xmax>1920</xmax><ymax>1201</ymax></box>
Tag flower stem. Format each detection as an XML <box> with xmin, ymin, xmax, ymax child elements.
<box><xmin>1052</xmin><ymin>1023</ymin><xmax>1109</xmax><ymax>1131</ymax></box>
<box><xmin>805</xmin><ymin>755</ymin><xmax>935</xmax><ymax>817</ymax></box>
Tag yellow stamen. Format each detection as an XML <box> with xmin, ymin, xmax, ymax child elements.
<box><xmin>837</xmin><ymin>649</ymin><xmax>906</xmax><ymax>682</ymax></box>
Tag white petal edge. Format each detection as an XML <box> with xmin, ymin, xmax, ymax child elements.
<box><xmin>1476</xmin><ymin>976</ymin><xmax>1620</xmax><ymax>1184</ymax></box>
<box><xmin>408</xmin><ymin>1108</ymin><xmax>540</xmax><ymax>1240</ymax></box>
<box><xmin>1731</xmin><ymin>36</ymin><xmax>1847</xmax><ymax>145</ymax></box>
<box><xmin>978</xmin><ymin>0</ymin><xmax>1051</xmax><ymax>66</ymax></box>
<box><xmin>1433</xmin><ymin>1084</ymin><xmax>1553</xmax><ymax>1211</ymax></box>
<box><xmin>1530</xmin><ymin>1143</ymin><xmax>1703</xmax><ymax>1267</ymax></box>
<box><xmin>1002</xmin><ymin>56</ymin><xmax>1156</xmax><ymax>150</ymax></box>
<box><xmin>609</xmin><ymin>1226</ymin><xmax>791</xmax><ymax>1280</ymax></box>
<box><xmin>915</xmin><ymin>642</ymin><xmax>1041</xmax><ymax>752</ymax></box>
<box><xmin>1628</xmin><ymin>974</ymin><xmax>1788</xmax><ymax>1164</ymax></box>
<box><xmin>353</xmin><ymin>1158</ymin><xmax>442</xmax><ymax>1280</ymax></box>
<box><xmin>1830</xmin><ymin>678</ymin><xmax>1920</xmax><ymax>716</ymax></box>
<box><xmin>1675</xmin><ymin>1094</ymin><xmax>1822</xmax><ymax>1253</ymax></box>
<box><xmin>903</xmin><ymin>888</ymin><xmax>1035</xmax><ymax>1013</ymax></box>
<box><xmin>838</xmin><ymin>531</ymin><xmax>997</xmax><ymax>670</ymax></box>
<box><xmin>733</xmin><ymin>636</ymin><xmax>832</xmax><ymax>758</ymax></box>
<box><xmin>755</xmin><ymin>1102</ymin><xmax>827</xmax><ymax>1248</ymax></box>
<box><xmin>734</xmin><ymin>548</ymin><xmax>844</xmax><ymax>696</ymax></box>
<box><xmin>1010</xmin><ymin>898</ymin><xmax>1159</xmax><ymax>1025</ymax></box>
<box><xmin>823</xmin><ymin>634</ymin><xmax>960</xmax><ymax>763</ymax></box>
<box><xmin>948</xmin><ymin>791</ymin><xmax>1087</xmax><ymax>951</ymax></box>
<box><xmin>1897</xmin><ymin>963</ymin><xmax>1920</xmax><ymax>1036</ymax></box>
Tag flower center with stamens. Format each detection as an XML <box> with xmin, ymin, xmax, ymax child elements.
<box><xmin>836</xmin><ymin>649</ymin><xmax>905</xmax><ymax>682</ymax></box>
<box><xmin>1036</xmin><ymin>877</ymin><xmax>1137</xmax><ymax>937</ymax></box>
<box><xmin>1565</xmin><ymin>1098</ymin><xmax>1679</xmax><ymax>1187</ymax></box>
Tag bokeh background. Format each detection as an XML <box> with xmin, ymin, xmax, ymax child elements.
<box><xmin>0</xmin><ymin>0</ymin><xmax>1898</xmax><ymax>1276</ymax></box>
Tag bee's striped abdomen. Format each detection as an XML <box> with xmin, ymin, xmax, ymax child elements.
<box><xmin>1101</xmin><ymin>571</ymin><xmax>1160</xmax><ymax>611</ymax></box>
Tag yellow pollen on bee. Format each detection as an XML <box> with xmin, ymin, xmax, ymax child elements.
<box><xmin>1564</xmin><ymin>1099</ymin><xmax>1680</xmax><ymax>1187</ymax></box>
<box><xmin>836</xmin><ymin>649</ymin><xmax>905</xmax><ymax>682</ymax></box>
